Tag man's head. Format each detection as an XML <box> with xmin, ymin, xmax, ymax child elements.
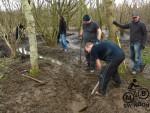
<box><xmin>19</xmin><ymin>24</ymin><xmax>24</xmax><ymax>29</ymax></box>
<box><xmin>84</xmin><ymin>41</ymin><xmax>94</xmax><ymax>53</ymax></box>
<box><xmin>60</xmin><ymin>15</ymin><xmax>65</xmax><ymax>21</ymax></box>
<box><xmin>83</xmin><ymin>14</ymin><xmax>91</xmax><ymax>24</ymax></box>
<box><xmin>132</xmin><ymin>12</ymin><xmax>140</xmax><ymax>22</ymax></box>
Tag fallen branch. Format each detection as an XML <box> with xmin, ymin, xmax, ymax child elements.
<box><xmin>21</xmin><ymin>74</ymin><xmax>45</xmax><ymax>84</ymax></box>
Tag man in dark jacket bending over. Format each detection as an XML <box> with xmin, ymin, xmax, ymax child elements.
<box><xmin>85</xmin><ymin>40</ymin><xmax>125</xmax><ymax>95</ymax></box>
<box><xmin>113</xmin><ymin>12</ymin><xmax>147</xmax><ymax>74</ymax></box>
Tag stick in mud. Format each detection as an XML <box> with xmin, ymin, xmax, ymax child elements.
<box><xmin>91</xmin><ymin>81</ymin><xmax>99</xmax><ymax>95</ymax></box>
<box><xmin>14</xmin><ymin>68</ymin><xmax>46</xmax><ymax>85</ymax></box>
<box><xmin>21</xmin><ymin>74</ymin><xmax>46</xmax><ymax>85</ymax></box>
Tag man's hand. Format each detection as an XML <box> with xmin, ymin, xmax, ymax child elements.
<box><xmin>97</xmin><ymin>28</ymin><xmax>102</xmax><ymax>41</ymax></box>
<box><xmin>96</xmin><ymin>59</ymin><xmax>101</xmax><ymax>70</ymax></box>
<box><xmin>141</xmin><ymin>44</ymin><xmax>145</xmax><ymax>49</ymax></box>
<box><xmin>78</xmin><ymin>34</ymin><xmax>83</xmax><ymax>40</ymax></box>
<box><xmin>113</xmin><ymin>20</ymin><xmax>118</xmax><ymax>25</ymax></box>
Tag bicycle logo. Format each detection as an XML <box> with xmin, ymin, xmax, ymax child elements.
<box><xmin>122</xmin><ymin>79</ymin><xmax>149</xmax><ymax>108</ymax></box>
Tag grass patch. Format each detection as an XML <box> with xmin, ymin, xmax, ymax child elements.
<box><xmin>0</xmin><ymin>58</ymin><xmax>14</xmax><ymax>80</ymax></box>
<box><xmin>142</xmin><ymin>47</ymin><xmax>150</xmax><ymax>64</ymax></box>
<box><xmin>135</xmin><ymin>75</ymin><xmax>150</xmax><ymax>87</ymax></box>
<box><xmin>121</xmin><ymin>72</ymin><xmax>150</xmax><ymax>88</ymax></box>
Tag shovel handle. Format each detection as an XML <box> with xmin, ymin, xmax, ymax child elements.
<box><xmin>91</xmin><ymin>81</ymin><xmax>99</xmax><ymax>95</ymax></box>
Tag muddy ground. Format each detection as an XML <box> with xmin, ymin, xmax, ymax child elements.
<box><xmin>0</xmin><ymin>33</ymin><xmax>150</xmax><ymax>113</ymax></box>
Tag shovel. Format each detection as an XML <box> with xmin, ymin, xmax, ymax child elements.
<box><xmin>115</xmin><ymin>31</ymin><xmax>127</xmax><ymax>71</ymax></box>
<box><xmin>91</xmin><ymin>81</ymin><xmax>99</xmax><ymax>95</ymax></box>
<box><xmin>79</xmin><ymin>38</ymin><xmax>83</xmax><ymax>64</ymax></box>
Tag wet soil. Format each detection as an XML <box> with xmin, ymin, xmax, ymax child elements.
<box><xmin>0</xmin><ymin>33</ymin><xmax>150</xmax><ymax>113</ymax></box>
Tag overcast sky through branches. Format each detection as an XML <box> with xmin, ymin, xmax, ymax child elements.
<box><xmin>0</xmin><ymin>0</ymin><xmax>149</xmax><ymax>11</ymax></box>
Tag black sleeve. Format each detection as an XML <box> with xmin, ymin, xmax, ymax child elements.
<box><xmin>64</xmin><ymin>21</ymin><xmax>67</xmax><ymax>35</ymax></box>
<box><xmin>91</xmin><ymin>46</ymin><xmax>99</xmax><ymax>62</ymax></box>
<box><xmin>114</xmin><ymin>22</ymin><xmax>130</xmax><ymax>29</ymax></box>
<box><xmin>141</xmin><ymin>23</ymin><xmax>147</xmax><ymax>45</ymax></box>
<box><xmin>59</xmin><ymin>21</ymin><xmax>67</xmax><ymax>35</ymax></box>
<box><xmin>59</xmin><ymin>22</ymin><xmax>62</xmax><ymax>33</ymax></box>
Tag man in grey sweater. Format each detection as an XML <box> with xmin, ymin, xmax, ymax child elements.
<box><xmin>113</xmin><ymin>12</ymin><xmax>147</xmax><ymax>75</ymax></box>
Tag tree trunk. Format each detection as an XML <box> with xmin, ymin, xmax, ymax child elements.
<box><xmin>96</xmin><ymin>0</ymin><xmax>103</xmax><ymax>27</ymax></box>
<box><xmin>103</xmin><ymin>0</ymin><xmax>117</xmax><ymax>42</ymax></box>
<box><xmin>103</xmin><ymin>0</ymin><xmax>126</xmax><ymax>73</ymax></box>
<box><xmin>78</xmin><ymin>0</ymin><xmax>88</xmax><ymax>30</ymax></box>
<box><xmin>21</xmin><ymin>0</ymin><xmax>39</xmax><ymax>74</ymax></box>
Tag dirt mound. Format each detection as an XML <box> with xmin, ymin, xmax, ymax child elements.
<box><xmin>0</xmin><ymin>34</ymin><xmax>150</xmax><ymax>113</ymax></box>
<box><xmin>0</xmin><ymin>48</ymin><xmax>149</xmax><ymax>113</ymax></box>
<box><xmin>0</xmin><ymin>48</ymin><xmax>89</xmax><ymax>113</ymax></box>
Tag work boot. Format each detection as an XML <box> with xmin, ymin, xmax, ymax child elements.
<box><xmin>85</xmin><ymin>64</ymin><xmax>95</xmax><ymax>73</ymax></box>
<box><xmin>131</xmin><ymin>67</ymin><xmax>138</xmax><ymax>75</ymax></box>
<box><xmin>131</xmin><ymin>70</ymin><xmax>137</xmax><ymax>75</ymax></box>
<box><xmin>64</xmin><ymin>49</ymin><xmax>68</xmax><ymax>52</ymax></box>
<box><xmin>89</xmin><ymin>66</ymin><xmax>95</xmax><ymax>73</ymax></box>
<box><xmin>96</xmin><ymin>85</ymin><xmax>106</xmax><ymax>96</ymax></box>
<box><xmin>90</xmin><ymin>69</ymin><xmax>95</xmax><ymax>73</ymax></box>
<box><xmin>112</xmin><ymin>82</ymin><xmax>121</xmax><ymax>88</ymax></box>
<box><xmin>95</xmin><ymin>90</ymin><xmax>106</xmax><ymax>96</ymax></box>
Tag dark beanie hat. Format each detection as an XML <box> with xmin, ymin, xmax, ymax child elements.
<box><xmin>83</xmin><ymin>14</ymin><xmax>91</xmax><ymax>21</ymax></box>
<box><xmin>132</xmin><ymin>11</ymin><xmax>140</xmax><ymax>17</ymax></box>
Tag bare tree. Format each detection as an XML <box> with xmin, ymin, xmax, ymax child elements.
<box><xmin>0</xmin><ymin>0</ymin><xmax>22</xmax><ymax>58</ymax></box>
<box><xmin>21</xmin><ymin>0</ymin><xmax>39</xmax><ymax>74</ymax></box>
<box><xmin>103</xmin><ymin>0</ymin><xmax>117</xmax><ymax>41</ymax></box>
<box><xmin>33</xmin><ymin>0</ymin><xmax>80</xmax><ymax>46</ymax></box>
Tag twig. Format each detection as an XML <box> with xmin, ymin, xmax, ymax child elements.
<box><xmin>14</xmin><ymin>68</ymin><xmax>46</xmax><ymax>85</ymax></box>
<box><xmin>21</xmin><ymin>74</ymin><xmax>45</xmax><ymax>84</ymax></box>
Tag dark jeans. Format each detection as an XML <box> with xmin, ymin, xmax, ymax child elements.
<box><xmin>99</xmin><ymin>55</ymin><xmax>125</xmax><ymax>94</ymax></box>
<box><xmin>130</xmin><ymin>42</ymin><xmax>142</xmax><ymax>71</ymax></box>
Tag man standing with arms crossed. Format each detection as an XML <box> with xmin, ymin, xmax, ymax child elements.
<box><xmin>113</xmin><ymin>12</ymin><xmax>147</xmax><ymax>75</ymax></box>
<box><xmin>79</xmin><ymin>14</ymin><xmax>102</xmax><ymax>72</ymax></box>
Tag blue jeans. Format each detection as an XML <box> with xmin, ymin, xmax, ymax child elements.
<box><xmin>130</xmin><ymin>42</ymin><xmax>142</xmax><ymax>71</ymax></box>
<box><xmin>59</xmin><ymin>34</ymin><xmax>68</xmax><ymax>49</ymax></box>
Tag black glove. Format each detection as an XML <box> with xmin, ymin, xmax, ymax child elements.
<box><xmin>113</xmin><ymin>21</ymin><xmax>118</xmax><ymax>25</ymax></box>
<box><xmin>141</xmin><ymin>44</ymin><xmax>145</xmax><ymax>49</ymax></box>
